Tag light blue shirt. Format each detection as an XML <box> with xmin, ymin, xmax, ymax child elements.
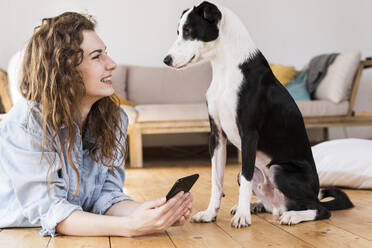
<box><xmin>0</xmin><ymin>98</ymin><xmax>132</xmax><ymax>236</ymax></box>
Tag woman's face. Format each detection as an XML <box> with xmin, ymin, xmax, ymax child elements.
<box><xmin>78</xmin><ymin>30</ymin><xmax>117</xmax><ymax>101</ymax></box>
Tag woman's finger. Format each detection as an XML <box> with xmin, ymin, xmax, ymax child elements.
<box><xmin>141</xmin><ymin>197</ymin><xmax>166</xmax><ymax>210</ymax></box>
<box><xmin>158</xmin><ymin>191</ymin><xmax>186</xmax><ymax>216</ymax></box>
<box><xmin>177</xmin><ymin>216</ymin><xmax>186</xmax><ymax>226</ymax></box>
<box><xmin>166</xmin><ymin>195</ymin><xmax>191</xmax><ymax>225</ymax></box>
<box><xmin>184</xmin><ymin>209</ymin><xmax>191</xmax><ymax>220</ymax></box>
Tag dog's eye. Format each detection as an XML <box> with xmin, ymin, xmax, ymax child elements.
<box><xmin>183</xmin><ymin>26</ymin><xmax>191</xmax><ymax>36</ymax></box>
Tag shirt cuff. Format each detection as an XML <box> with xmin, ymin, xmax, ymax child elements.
<box><xmin>39</xmin><ymin>199</ymin><xmax>83</xmax><ymax>237</ymax></box>
<box><xmin>92</xmin><ymin>192</ymin><xmax>133</xmax><ymax>215</ymax></box>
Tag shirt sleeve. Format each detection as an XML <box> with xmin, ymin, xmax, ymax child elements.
<box><xmin>91</xmin><ymin>109</ymin><xmax>133</xmax><ymax>215</ymax></box>
<box><xmin>0</xmin><ymin>122</ymin><xmax>82</xmax><ymax>236</ymax></box>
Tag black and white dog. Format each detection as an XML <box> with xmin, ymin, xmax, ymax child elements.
<box><xmin>164</xmin><ymin>1</ymin><xmax>353</xmax><ymax>227</ymax></box>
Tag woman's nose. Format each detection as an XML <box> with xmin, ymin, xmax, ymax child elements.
<box><xmin>105</xmin><ymin>55</ymin><xmax>117</xmax><ymax>71</ymax></box>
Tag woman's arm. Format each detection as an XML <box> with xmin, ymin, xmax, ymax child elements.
<box><xmin>105</xmin><ymin>199</ymin><xmax>141</xmax><ymax>216</ymax></box>
<box><xmin>57</xmin><ymin>191</ymin><xmax>191</xmax><ymax>237</ymax></box>
<box><xmin>105</xmin><ymin>194</ymin><xmax>194</xmax><ymax>226</ymax></box>
<box><xmin>56</xmin><ymin>210</ymin><xmax>134</xmax><ymax>236</ymax></box>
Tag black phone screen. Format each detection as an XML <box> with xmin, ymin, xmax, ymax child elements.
<box><xmin>166</xmin><ymin>174</ymin><xmax>199</xmax><ymax>201</ymax></box>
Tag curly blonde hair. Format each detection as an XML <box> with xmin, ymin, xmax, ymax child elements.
<box><xmin>19</xmin><ymin>12</ymin><xmax>126</xmax><ymax>200</ymax></box>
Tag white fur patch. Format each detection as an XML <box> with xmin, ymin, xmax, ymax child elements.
<box><xmin>192</xmin><ymin>133</ymin><xmax>226</xmax><ymax>223</ymax></box>
<box><xmin>231</xmin><ymin>174</ymin><xmax>252</xmax><ymax>228</ymax></box>
<box><xmin>279</xmin><ymin>210</ymin><xmax>317</xmax><ymax>225</ymax></box>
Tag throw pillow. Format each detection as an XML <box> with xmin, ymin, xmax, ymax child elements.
<box><xmin>312</xmin><ymin>138</ymin><xmax>372</xmax><ymax>189</ymax></box>
<box><xmin>315</xmin><ymin>51</ymin><xmax>361</xmax><ymax>103</ymax></box>
<box><xmin>270</xmin><ymin>63</ymin><xmax>299</xmax><ymax>86</ymax></box>
<box><xmin>286</xmin><ymin>70</ymin><xmax>311</xmax><ymax>101</ymax></box>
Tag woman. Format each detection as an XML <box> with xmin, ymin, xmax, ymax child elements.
<box><xmin>0</xmin><ymin>12</ymin><xmax>192</xmax><ymax>237</ymax></box>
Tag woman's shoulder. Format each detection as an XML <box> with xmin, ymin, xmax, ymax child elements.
<box><xmin>0</xmin><ymin>98</ymin><xmax>43</xmax><ymax>138</ymax></box>
<box><xmin>118</xmin><ymin>107</ymin><xmax>129</xmax><ymax>131</ymax></box>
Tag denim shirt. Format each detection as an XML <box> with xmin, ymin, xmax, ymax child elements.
<box><xmin>0</xmin><ymin>98</ymin><xmax>132</xmax><ymax>236</ymax></box>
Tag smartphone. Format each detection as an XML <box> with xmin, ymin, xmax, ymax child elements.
<box><xmin>166</xmin><ymin>174</ymin><xmax>199</xmax><ymax>201</ymax></box>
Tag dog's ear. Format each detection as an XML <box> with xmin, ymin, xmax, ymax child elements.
<box><xmin>181</xmin><ymin>8</ymin><xmax>189</xmax><ymax>18</ymax></box>
<box><xmin>196</xmin><ymin>1</ymin><xmax>222</xmax><ymax>24</ymax></box>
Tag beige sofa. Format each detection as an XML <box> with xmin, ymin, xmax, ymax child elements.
<box><xmin>111</xmin><ymin>56</ymin><xmax>372</xmax><ymax>168</ymax></box>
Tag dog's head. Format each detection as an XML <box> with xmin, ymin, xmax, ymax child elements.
<box><xmin>164</xmin><ymin>1</ymin><xmax>222</xmax><ymax>69</ymax></box>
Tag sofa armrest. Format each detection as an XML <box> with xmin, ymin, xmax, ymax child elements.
<box><xmin>354</xmin><ymin>111</ymin><xmax>372</xmax><ymax>117</ymax></box>
<box><xmin>347</xmin><ymin>60</ymin><xmax>372</xmax><ymax>116</ymax></box>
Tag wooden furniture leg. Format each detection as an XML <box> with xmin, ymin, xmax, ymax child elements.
<box><xmin>128</xmin><ymin>125</ymin><xmax>143</xmax><ymax>168</ymax></box>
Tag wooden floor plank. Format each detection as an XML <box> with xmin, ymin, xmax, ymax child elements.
<box><xmin>166</xmin><ymin>221</ymin><xmax>242</xmax><ymax>248</ymax></box>
<box><xmin>111</xmin><ymin>233</ymin><xmax>175</xmax><ymax>248</ymax></box>
<box><xmin>0</xmin><ymin>228</ymin><xmax>50</xmax><ymax>248</ymax></box>
<box><xmin>48</xmin><ymin>236</ymin><xmax>109</xmax><ymax>248</ymax></box>
<box><xmin>320</xmin><ymin>189</ymin><xmax>372</xmax><ymax>241</ymax></box>
<box><xmin>262</xmin><ymin>214</ymin><xmax>372</xmax><ymax>248</ymax></box>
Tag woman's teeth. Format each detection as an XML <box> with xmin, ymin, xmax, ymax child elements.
<box><xmin>101</xmin><ymin>77</ymin><xmax>112</xmax><ymax>83</ymax></box>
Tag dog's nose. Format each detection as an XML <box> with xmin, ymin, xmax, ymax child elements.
<box><xmin>163</xmin><ymin>55</ymin><xmax>173</xmax><ymax>66</ymax></box>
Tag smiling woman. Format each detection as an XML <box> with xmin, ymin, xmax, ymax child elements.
<box><xmin>0</xmin><ymin>11</ymin><xmax>192</xmax><ymax>237</ymax></box>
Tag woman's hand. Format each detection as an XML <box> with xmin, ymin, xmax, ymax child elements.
<box><xmin>127</xmin><ymin>191</ymin><xmax>192</xmax><ymax>236</ymax></box>
<box><xmin>172</xmin><ymin>193</ymin><xmax>193</xmax><ymax>226</ymax></box>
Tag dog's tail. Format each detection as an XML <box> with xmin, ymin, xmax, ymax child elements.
<box><xmin>318</xmin><ymin>187</ymin><xmax>354</xmax><ymax>210</ymax></box>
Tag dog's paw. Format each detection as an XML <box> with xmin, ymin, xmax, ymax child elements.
<box><xmin>191</xmin><ymin>210</ymin><xmax>217</xmax><ymax>223</ymax></box>
<box><xmin>250</xmin><ymin>202</ymin><xmax>266</xmax><ymax>214</ymax></box>
<box><xmin>279</xmin><ymin>211</ymin><xmax>302</xmax><ymax>225</ymax></box>
<box><xmin>230</xmin><ymin>204</ymin><xmax>238</xmax><ymax>215</ymax></box>
<box><xmin>231</xmin><ymin>210</ymin><xmax>251</xmax><ymax>228</ymax></box>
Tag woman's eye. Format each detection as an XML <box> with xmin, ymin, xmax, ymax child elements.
<box><xmin>92</xmin><ymin>54</ymin><xmax>101</xmax><ymax>60</ymax></box>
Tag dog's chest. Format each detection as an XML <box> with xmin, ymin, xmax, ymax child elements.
<box><xmin>206</xmin><ymin>75</ymin><xmax>242</xmax><ymax>148</ymax></box>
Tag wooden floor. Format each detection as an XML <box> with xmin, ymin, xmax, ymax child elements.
<box><xmin>1</xmin><ymin>162</ymin><xmax>372</xmax><ymax>248</ymax></box>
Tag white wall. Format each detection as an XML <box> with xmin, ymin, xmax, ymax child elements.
<box><xmin>1</xmin><ymin>0</ymin><xmax>371</xmax><ymax>142</ymax></box>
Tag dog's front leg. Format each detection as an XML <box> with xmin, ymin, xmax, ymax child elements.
<box><xmin>231</xmin><ymin>130</ymin><xmax>258</xmax><ymax>228</ymax></box>
<box><xmin>192</xmin><ymin>116</ymin><xmax>227</xmax><ymax>223</ymax></box>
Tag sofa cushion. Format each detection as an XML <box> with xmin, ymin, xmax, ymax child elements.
<box><xmin>132</xmin><ymin>100</ymin><xmax>348</xmax><ymax>123</ymax></box>
<box><xmin>135</xmin><ymin>103</ymin><xmax>208</xmax><ymax>122</ymax></box>
<box><xmin>126</xmin><ymin>62</ymin><xmax>212</xmax><ymax>105</ymax></box>
<box><xmin>315</xmin><ymin>51</ymin><xmax>361</xmax><ymax>103</ymax></box>
<box><xmin>296</xmin><ymin>100</ymin><xmax>349</xmax><ymax>117</ymax></box>
<box><xmin>112</xmin><ymin>65</ymin><xmax>127</xmax><ymax>99</ymax></box>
